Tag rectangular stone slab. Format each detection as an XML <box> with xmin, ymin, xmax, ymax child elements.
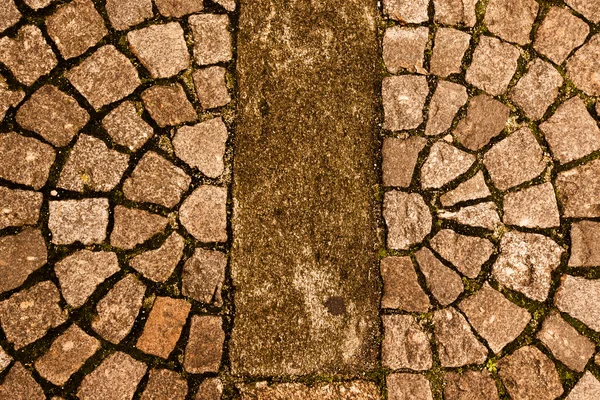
<box><xmin>230</xmin><ymin>0</ymin><xmax>381</xmax><ymax>376</ymax></box>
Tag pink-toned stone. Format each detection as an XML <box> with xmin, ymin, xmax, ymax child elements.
<box><xmin>0</xmin><ymin>363</ymin><xmax>45</xmax><ymax>400</ymax></box>
<box><xmin>184</xmin><ymin>315</ymin><xmax>224</xmax><ymax>373</ymax></box>
<box><xmin>387</xmin><ymin>373</ymin><xmax>433</xmax><ymax>400</ymax></box>
<box><xmin>103</xmin><ymin>101</ymin><xmax>153</xmax><ymax>151</ymax></box>
<box><xmin>439</xmin><ymin>171</ymin><xmax>491</xmax><ymax>207</ymax></box>
<box><xmin>105</xmin><ymin>0</ymin><xmax>153</xmax><ymax>30</ymax></box>
<box><xmin>155</xmin><ymin>0</ymin><xmax>203</xmax><ymax>17</ymax></box>
<box><xmin>180</xmin><ymin>185</ymin><xmax>228</xmax><ymax>243</ymax></box>
<box><xmin>425</xmin><ymin>80</ymin><xmax>468</xmax><ymax>135</ymax></box>
<box><xmin>444</xmin><ymin>370</ymin><xmax>500</xmax><ymax>400</ymax></box>
<box><xmin>382</xmin><ymin>75</ymin><xmax>429</xmax><ymax>131</ymax></box>
<box><xmin>196</xmin><ymin>378</ymin><xmax>224</xmax><ymax>400</ymax></box>
<box><xmin>111</xmin><ymin>206</ymin><xmax>168</xmax><ymax>249</ymax></box>
<box><xmin>182</xmin><ymin>248</ymin><xmax>226</xmax><ymax>306</ymax></box>
<box><xmin>569</xmin><ymin>221</ymin><xmax>600</xmax><ymax>267</ymax></box>
<box><xmin>130</xmin><ymin>232</ymin><xmax>184</xmax><ymax>282</ymax></box>
<box><xmin>466</xmin><ymin>36</ymin><xmax>520</xmax><ymax>96</ymax></box>
<box><xmin>48</xmin><ymin>198</ymin><xmax>109</xmax><ymax>245</ymax></box>
<box><xmin>380</xmin><ymin>256</ymin><xmax>430</xmax><ymax>312</ymax></box>
<box><xmin>384</xmin><ymin>0</ymin><xmax>429</xmax><ymax>23</ymax></box>
<box><xmin>534</xmin><ymin>7</ymin><xmax>589</xmax><ymax>65</ymax></box>
<box><xmin>382</xmin><ymin>136</ymin><xmax>427</xmax><ymax>187</ymax></box>
<box><xmin>433</xmin><ymin>0</ymin><xmax>477</xmax><ymax>26</ymax></box>
<box><xmin>0</xmin><ymin>76</ymin><xmax>23</xmax><ymax>121</ymax></box>
<box><xmin>0</xmin><ymin>0</ymin><xmax>20</xmax><ymax>33</ymax></box>
<box><xmin>503</xmin><ymin>183</ymin><xmax>560</xmax><ymax>228</ymax></box>
<box><xmin>565</xmin><ymin>0</ymin><xmax>600</xmax><ymax>23</ymax></box>
<box><xmin>430</xmin><ymin>28</ymin><xmax>471</xmax><ymax>78</ymax></box>
<box><xmin>416</xmin><ymin>247</ymin><xmax>463</xmax><ymax>306</ymax></box>
<box><xmin>384</xmin><ymin>191</ymin><xmax>432</xmax><ymax>250</ymax></box>
<box><xmin>567</xmin><ymin>35</ymin><xmax>600</xmax><ymax>96</ymax></box>
<box><xmin>0</xmin><ymin>228</ymin><xmax>46</xmax><ymax>293</ymax></box>
<box><xmin>193</xmin><ymin>66</ymin><xmax>231</xmax><ymax>109</ymax></box>
<box><xmin>190</xmin><ymin>14</ymin><xmax>232</xmax><ymax>65</ymax></box>
<box><xmin>382</xmin><ymin>314</ymin><xmax>432</xmax><ymax>370</ymax></box>
<box><xmin>141</xmin><ymin>369</ymin><xmax>188</xmax><ymax>400</ymax></box>
<box><xmin>556</xmin><ymin>159</ymin><xmax>600</xmax><ymax>218</ymax></box>
<box><xmin>433</xmin><ymin>307</ymin><xmax>487</xmax><ymax>367</ymax></box>
<box><xmin>421</xmin><ymin>141</ymin><xmax>475</xmax><ymax>189</ymax></box>
<box><xmin>510</xmin><ymin>59</ymin><xmax>563</xmax><ymax>120</ymax></box>
<box><xmin>454</xmin><ymin>94</ymin><xmax>510</xmax><ymax>150</ymax></box>
<box><xmin>555</xmin><ymin>275</ymin><xmax>600</xmax><ymax>332</ymax></box>
<box><xmin>438</xmin><ymin>202</ymin><xmax>501</xmax><ymax>231</ymax></box>
<box><xmin>430</xmin><ymin>229</ymin><xmax>494</xmax><ymax>278</ymax></box>
<box><xmin>383</xmin><ymin>26</ymin><xmax>428</xmax><ymax>74</ymax></box>
<box><xmin>0</xmin><ymin>132</ymin><xmax>55</xmax><ymax>189</ymax></box>
<box><xmin>485</xmin><ymin>0</ymin><xmax>538</xmax><ymax>45</ymax></box>
<box><xmin>567</xmin><ymin>372</ymin><xmax>600</xmax><ymax>400</ymax></box>
<box><xmin>141</xmin><ymin>83</ymin><xmax>197</xmax><ymax>127</ymax></box>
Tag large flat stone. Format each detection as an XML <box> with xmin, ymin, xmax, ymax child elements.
<box><xmin>237</xmin><ymin>381</ymin><xmax>380</xmax><ymax>399</ymax></box>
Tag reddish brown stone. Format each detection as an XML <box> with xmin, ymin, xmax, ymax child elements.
<box><xmin>433</xmin><ymin>307</ymin><xmax>487</xmax><ymax>367</ymax></box>
<box><xmin>383</xmin><ymin>26</ymin><xmax>428</xmax><ymax>74</ymax></box>
<box><xmin>130</xmin><ymin>232</ymin><xmax>184</xmax><ymax>282</ymax></box>
<box><xmin>0</xmin><ymin>363</ymin><xmax>45</xmax><ymax>400</ymax></box>
<box><xmin>387</xmin><ymin>373</ymin><xmax>432</xmax><ymax>400</ymax></box>
<box><xmin>382</xmin><ymin>136</ymin><xmax>426</xmax><ymax>187</ymax></box>
<box><xmin>155</xmin><ymin>0</ymin><xmax>203</xmax><ymax>17</ymax></box>
<box><xmin>142</xmin><ymin>83</ymin><xmax>197</xmax><ymax>127</ymax></box>
<box><xmin>103</xmin><ymin>101</ymin><xmax>153</xmax><ymax>151</ymax></box>
<box><xmin>439</xmin><ymin>171</ymin><xmax>491</xmax><ymax>207</ymax></box>
<box><xmin>430</xmin><ymin>28</ymin><xmax>471</xmax><ymax>78</ymax></box>
<box><xmin>567</xmin><ymin>35</ymin><xmax>600</xmax><ymax>96</ymax></box>
<box><xmin>534</xmin><ymin>7</ymin><xmax>589</xmax><ymax>65</ymax></box>
<box><xmin>184</xmin><ymin>315</ymin><xmax>224</xmax><ymax>373</ymax></box>
<box><xmin>141</xmin><ymin>369</ymin><xmax>188</xmax><ymax>400</ymax></box>
<box><xmin>556</xmin><ymin>159</ymin><xmax>600</xmax><ymax>218</ymax></box>
<box><xmin>0</xmin><ymin>0</ymin><xmax>20</xmax><ymax>33</ymax></box>
<box><xmin>555</xmin><ymin>275</ymin><xmax>600</xmax><ymax>332</ymax></box>
<box><xmin>194</xmin><ymin>67</ymin><xmax>231</xmax><ymax>109</ymax></box>
<box><xmin>0</xmin><ymin>132</ymin><xmax>55</xmax><ymax>189</ymax></box>
<box><xmin>430</xmin><ymin>229</ymin><xmax>494</xmax><ymax>278</ymax></box>
<box><xmin>425</xmin><ymin>80</ymin><xmax>468</xmax><ymax>135</ymax></box>
<box><xmin>380</xmin><ymin>256</ymin><xmax>430</xmax><ymax>312</ymax></box>
<box><xmin>569</xmin><ymin>221</ymin><xmax>600</xmax><ymax>267</ymax></box>
<box><xmin>382</xmin><ymin>314</ymin><xmax>432</xmax><ymax>370</ymax></box>
<box><xmin>0</xmin><ymin>76</ymin><xmax>23</xmax><ymax>121</ymax></box>
<box><xmin>433</xmin><ymin>0</ymin><xmax>477</xmax><ymax>26</ymax></box>
<box><xmin>384</xmin><ymin>0</ymin><xmax>429</xmax><ymax>23</ymax></box>
<box><xmin>502</xmin><ymin>183</ymin><xmax>560</xmax><ymax>229</ymax></box>
<box><xmin>0</xmin><ymin>228</ymin><xmax>46</xmax><ymax>293</ymax></box>
<box><xmin>182</xmin><ymin>248</ymin><xmax>226</xmax><ymax>306</ymax></box>
<box><xmin>48</xmin><ymin>198</ymin><xmax>109</xmax><ymax>245</ymax></box>
<box><xmin>180</xmin><ymin>185</ymin><xmax>228</xmax><ymax>243</ymax></box>
<box><xmin>382</xmin><ymin>75</ymin><xmax>429</xmax><ymax>131</ymax></box>
<box><xmin>466</xmin><ymin>36</ymin><xmax>520</xmax><ymax>96</ymax></box>
<box><xmin>111</xmin><ymin>206</ymin><xmax>167</xmax><ymax>249</ymax></box>
<box><xmin>421</xmin><ymin>141</ymin><xmax>475</xmax><ymax>189</ymax></box>
<box><xmin>438</xmin><ymin>202</ymin><xmax>501</xmax><ymax>231</ymax></box>
<box><xmin>384</xmin><ymin>191</ymin><xmax>431</xmax><ymax>250</ymax></box>
<box><xmin>196</xmin><ymin>378</ymin><xmax>223</xmax><ymax>400</ymax></box>
<box><xmin>444</xmin><ymin>370</ymin><xmax>500</xmax><ymax>400</ymax></box>
<box><xmin>567</xmin><ymin>372</ymin><xmax>600</xmax><ymax>400</ymax></box>
<box><xmin>416</xmin><ymin>247</ymin><xmax>463</xmax><ymax>306</ymax></box>
<box><xmin>565</xmin><ymin>0</ymin><xmax>600</xmax><ymax>23</ymax></box>
<box><xmin>485</xmin><ymin>0</ymin><xmax>538</xmax><ymax>45</ymax></box>
<box><xmin>454</xmin><ymin>94</ymin><xmax>510</xmax><ymax>150</ymax></box>
<box><xmin>105</xmin><ymin>0</ymin><xmax>153</xmax><ymax>30</ymax></box>
<box><xmin>510</xmin><ymin>59</ymin><xmax>563</xmax><ymax>120</ymax></box>
<box><xmin>190</xmin><ymin>14</ymin><xmax>232</xmax><ymax>65</ymax></box>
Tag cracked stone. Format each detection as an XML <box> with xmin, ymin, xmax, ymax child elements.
<box><xmin>137</xmin><ymin>296</ymin><xmax>191</xmax><ymax>358</ymax></box>
<box><xmin>454</xmin><ymin>94</ymin><xmax>510</xmax><ymax>150</ymax></box>
<box><xmin>196</xmin><ymin>378</ymin><xmax>223</xmax><ymax>400</ymax></box>
<box><xmin>382</xmin><ymin>75</ymin><xmax>429</xmax><ymax>131</ymax></box>
<box><xmin>190</xmin><ymin>14</ymin><xmax>232</xmax><ymax>65</ymax></box>
<box><xmin>540</xmin><ymin>97</ymin><xmax>600</xmax><ymax>164</ymax></box>
<box><xmin>93</xmin><ymin>274</ymin><xmax>146</xmax><ymax>344</ymax></box>
<box><xmin>433</xmin><ymin>307</ymin><xmax>487</xmax><ymax>367</ymax></box>
<box><xmin>567</xmin><ymin>35</ymin><xmax>600</xmax><ymax>96</ymax></box>
<box><xmin>184</xmin><ymin>315</ymin><xmax>224</xmax><ymax>373</ymax></box>
<box><xmin>180</xmin><ymin>185</ymin><xmax>228</xmax><ymax>243</ymax></box>
<box><xmin>111</xmin><ymin>206</ymin><xmax>168</xmax><ymax>250</ymax></box>
<box><xmin>498</xmin><ymin>346</ymin><xmax>563</xmax><ymax>400</ymax></box>
<box><xmin>58</xmin><ymin>134</ymin><xmax>129</xmax><ymax>192</ymax></box>
<box><xmin>0</xmin><ymin>281</ymin><xmax>66</xmax><ymax>349</ymax></box>
<box><xmin>537</xmin><ymin>311</ymin><xmax>594</xmax><ymax>372</ymax></box>
<box><xmin>421</xmin><ymin>141</ymin><xmax>475</xmax><ymax>189</ymax></box>
<box><xmin>67</xmin><ymin>45</ymin><xmax>140</xmax><ymax>109</ymax></box>
<box><xmin>430</xmin><ymin>28</ymin><xmax>471</xmax><ymax>78</ymax></box>
<box><xmin>567</xmin><ymin>372</ymin><xmax>600</xmax><ymax>400</ymax></box>
<box><xmin>425</xmin><ymin>80</ymin><xmax>468</xmax><ymax>135</ymax></box>
<box><xmin>387</xmin><ymin>373</ymin><xmax>432</xmax><ymax>400</ymax></box>
<box><xmin>444</xmin><ymin>370</ymin><xmax>500</xmax><ymax>400</ymax></box>
<box><xmin>77</xmin><ymin>352</ymin><xmax>147</xmax><ymax>400</ymax></box>
<box><xmin>102</xmin><ymin>101</ymin><xmax>153</xmax><ymax>151</ymax></box>
<box><xmin>182</xmin><ymin>248</ymin><xmax>226</xmax><ymax>306</ymax></box>
<box><xmin>49</xmin><ymin>198</ymin><xmax>109</xmax><ymax>245</ymax></box>
<box><xmin>0</xmin><ymin>363</ymin><xmax>44</xmax><ymax>400</ymax></box>
<box><xmin>565</xmin><ymin>0</ymin><xmax>600</xmax><ymax>23</ymax></box>
<box><xmin>0</xmin><ymin>187</ymin><xmax>43</xmax><ymax>230</ymax></box>
<box><xmin>438</xmin><ymin>202</ymin><xmax>501</xmax><ymax>231</ymax></box>
<box><xmin>382</xmin><ymin>136</ymin><xmax>427</xmax><ymax>187</ymax></box>
<box><xmin>105</xmin><ymin>0</ymin><xmax>153</xmax><ymax>30</ymax></box>
<box><xmin>466</xmin><ymin>36</ymin><xmax>520</xmax><ymax>96</ymax></box>
<box><xmin>459</xmin><ymin>283</ymin><xmax>531</xmax><ymax>353</ymax></box>
<box><xmin>0</xmin><ymin>347</ymin><xmax>11</xmax><ymax>373</ymax></box>
<box><xmin>439</xmin><ymin>171</ymin><xmax>491</xmax><ymax>207</ymax></box>
<box><xmin>0</xmin><ymin>0</ymin><xmax>20</xmax><ymax>33</ymax></box>
<box><xmin>0</xmin><ymin>132</ymin><xmax>55</xmax><ymax>189</ymax></box>
<box><xmin>155</xmin><ymin>0</ymin><xmax>203</xmax><ymax>17</ymax></box>
<box><xmin>0</xmin><ymin>228</ymin><xmax>46</xmax><ymax>293</ymax></box>
<box><xmin>483</xmin><ymin>127</ymin><xmax>546</xmax><ymax>190</ymax></box>
<box><xmin>123</xmin><ymin>151</ymin><xmax>191</xmax><ymax>208</ymax></box>
<box><xmin>416</xmin><ymin>247</ymin><xmax>463</xmax><ymax>306</ymax></box>
<box><xmin>141</xmin><ymin>369</ymin><xmax>188</xmax><ymax>400</ymax></box>
<box><xmin>534</xmin><ymin>7</ymin><xmax>589</xmax><ymax>65</ymax></box>
<box><xmin>380</xmin><ymin>256</ymin><xmax>430</xmax><ymax>312</ymax></box>
<box><xmin>383</xmin><ymin>26</ymin><xmax>428</xmax><ymax>74</ymax></box>
<box><xmin>142</xmin><ymin>83</ymin><xmax>197</xmax><ymax>127</ymax></box>
<box><xmin>556</xmin><ymin>158</ymin><xmax>600</xmax><ymax>218</ymax></box>
<box><xmin>510</xmin><ymin>59</ymin><xmax>563</xmax><ymax>120</ymax></box>
<box><xmin>569</xmin><ymin>221</ymin><xmax>600</xmax><ymax>267</ymax></box>
<box><xmin>382</xmin><ymin>314</ymin><xmax>432</xmax><ymax>370</ymax></box>
<box><xmin>55</xmin><ymin>250</ymin><xmax>119</xmax><ymax>308</ymax></box>
<box><xmin>485</xmin><ymin>0</ymin><xmax>538</xmax><ymax>45</ymax></box>
<box><xmin>433</xmin><ymin>0</ymin><xmax>477</xmax><ymax>26</ymax></box>
<box><xmin>34</xmin><ymin>324</ymin><xmax>100</xmax><ymax>386</ymax></box>
<box><xmin>0</xmin><ymin>77</ymin><xmax>23</xmax><ymax>121</ymax></box>
<box><xmin>0</xmin><ymin>25</ymin><xmax>57</xmax><ymax>86</ymax></box>
<box><xmin>383</xmin><ymin>0</ymin><xmax>428</xmax><ymax>23</ymax></box>
<box><xmin>384</xmin><ymin>191</ymin><xmax>431</xmax><ymax>250</ymax></box>
<box><xmin>16</xmin><ymin>85</ymin><xmax>89</xmax><ymax>147</ymax></box>
<box><xmin>46</xmin><ymin>0</ymin><xmax>107</xmax><ymax>59</ymax></box>
<box><xmin>130</xmin><ymin>232</ymin><xmax>184</xmax><ymax>282</ymax></box>
<box><xmin>503</xmin><ymin>183</ymin><xmax>560</xmax><ymax>229</ymax></box>
<box><xmin>430</xmin><ymin>229</ymin><xmax>494</xmax><ymax>278</ymax></box>
<box><xmin>493</xmin><ymin>231</ymin><xmax>563</xmax><ymax>301</ymax></box>
<box><xmin>555</xmin><ymin>275</ymin><xmax>600</xmax><ymax>332</ymax></box>
<box><xmin>173</xmin><ymin>117</ymin><xmax>228</xmax><ymax>178</ymax></box>
<box><xmin>128</xmin><ymin>22</ymin><xmax>189</xmax><ymax>79</ymax></box>
<box><xmin>194</xmin><ymin>66</ymin><xmax>231</xmax><ymax>109</ymax></box>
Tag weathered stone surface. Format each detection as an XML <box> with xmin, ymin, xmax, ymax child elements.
<box><xmin>510</xmin><ymin>59</ymin><xmax>563</xmax><ymax>120</ymax></box>
<box><xmin>155</xmin><ymin>0</ymin><xmax>202</xmax><ymax>17</ymax></box>
<box><xmin>541</xmin><ymin>97</ymin><xmax>600</xmax><ymax>164</ymax></box>
<box><xmin>16</xmin><ymin>85</ymin><xmax>89</xmax><ymax>147</ymax></box>
<box><xmin>93</xmin><ymin>274</ymin><xmax>146</xmax><ymax>343</ymax></box>
<box><xmin>0</xmin><ymin>0</ymin><xmax>20</xmax><ymax>33</ymax></box>
<box><xmin>190</xmin><ymin>14</ymin><xmax>232</xmax><ymax>66</ymax></box>
<box><xmin>384</xmin><ymin>0</ymin><xmax>428</xmax><ymax>23</ymax></box>
<box><xmin>0</xmin><ymin>347</ymin><xmax>11</xmax><ymax>373</ymax></box>
<box><xmin>537</xmin><ymin>311</ymin><xmax>594</xmax><ymax>372</ymax></box>
<box><xmin>430</xmin><ymin>28</ymin><xmax>471</xmax><ymax>78</ymax></box>
<box><xmin>123</xmin><ymin>151</ymin><xmax>191</xmax><ymax>208</ymax></box>
<box><xmin>555</xmin><ymin>275</ymin><xmax>600</xmax><ymax>332</ymax></box>
<box><xmin>383</xmin><ymin>26</ymin><xmax>428</xmax><ymax>74</ymax></box>
<box><xmin>215</xmin><ymin>0</ymin><xmax>234</xmax><ymax>11</ymax></box>
<box><xmin>485</xmin><ymin>0</ymin><xmax>538</xmax><ymax>45</ymax></box>
<box><xmin>137</xmin><ymin>296</ymin><xmax>191</xmax><ymax>358</ymax></box>
<box><xmin>105</xmin><ymin>0</ymin><xmax>153</xmax><ymax>30</ymax></box>
<box><xmin>433</xmin><ymin>307</ymin><xmax>487</xmax><ymax>367</ymax></box>
<box><xmin>433</xmin><ymin>0</ymin><xmax>477</xmax><ymax>26</ymax></box>
<box><xmin>380</xmin><ymin>256</ymin><xmax>430</xmax><ymax>312</ymax></box>
<box><xmin>454</xmin><ymin>94</ymin><xmax>509</xmax><ymax>150</ymax></box>
<box><xmin>0</xmin><ymin>363</ymin><xmax>44</xmax><ymax>400</ymax></box>
<box><xmin>567</xmin><ymin>372</ymin><xmax>600</xmax><ymax>400</ymax></box>
<box><xmin>67</xmin><ymin>45</ymin><xmax>140</xmax><ymax>109</ymax></box>
<box><xmin>142</xmin><ymin>83</ymin><xmax>197</xmax><ymax>127</ymax></box>
<box><xmin>0</xmin><ymin>229</ymin><xmax>46</xmax><ymax>293</ymax></box>
<box><xmin>49</xmin><ymin>198</ymin><xmax>109</xmax><ymax>245</ymax></box>
<box><xmin>387</xmin><ymin>373</ymin><xmax>432</xmax><ymax>400</ymax></box>
<box><xmin>128</xmin><ymin>22</ymin><xmax>189</xmax><ymax>78</ymax></box>
<box><xmin>0</xmin><ymin>76</ymin><xmax>23</xmax><ymax>121</ymax></box>
<box><xmin>565</xmin><ymin>0</ymin><xmax>600</xmax><ymax>23</ymax></box>
<box><xmin>141</xmin><ymin>369</ymin><xmax>188</xmax><ymax>400</ymax></box>
<box><xmin>58</xmin><ymin>134</ymin><xmax>129</xmax><ymax>192</ymax></box>
<box><xmin>111</xmin><ymin>206</ymin><xmax>167</xmax><ymax>249</ymax></box>
<box><xmin>421</xmin><ymin>141</ymin><xmax>475</xmax><ymax>189</ymax></box>
<box><xmin>35</xmin><ymin>324</ymin><xmax>100</xmax><ymax>385</ymax></box>
<box><xmin>46</xmin><ymin>0</ymin><xmax>107</xmax><ymax>59</ymax></box>
<box><xmin>173</xmin><ymin>117</ymin><xmax>228</xmax><ymax>178</ymax></box>
<box><xmin>466</xmin><ymin>36</ymin><xmax>520</xmax><ymax>96</ymax></box>
<box><xmin>180</xmin><ymin>185</ymin><xmax>227</xmax><ymax>242</ymax></box>
<box><xmin>184</xmin><ymin>315</ymin><xmax>224</xmax><ymax>373</ymax></box>
<box><xmin>382</xmin><ymin>136</ymin><xmax>426</xmax><ymax>187</ymax></box>
<box><xmin>103</xmin><ymin>101</ymin><xmax>153</xmax><ymax>151</ymax></box>
<box><xmin>567</xmin><ymin>35</ymin><xmax>600</xmax><ymax>96</ymax></box>
<box><xmin>382</xmin><ymin>314</ymin><xmax>432</xmax><ymax>370</ymax></box>
<box><xmin>182</xmin><ymin>248</ymin><xmax>226</xmax><ymax>305</ymax></box>
<box><xmin>194</xmin><ymin>67</ymin><xmax>231</xmax><ymax>109</ymax></box>
<box><xmin>425</xmin><ymin>80</ymin><xmax>468</xmax><ymax>135</ymax></box>
<box><xmin>130</xmin><ymin>232</ymin><xmax>184</xmax><ymax>282</ymax></box>
<box><xmin>430</xmin><ymin>229</ymin><xmax>494</xmax><ymax>278</ymax></box>
<box><xmin>383</xmin><ymin>75</ymin><xmax>429</xmax><ymax>131</ymax></box>
<box><xmin>238</xmin><ymin>381</ymin><xmax>380</xmax><ymax>400</ymax></box>
<box><xmin>77</xmin><ymin>352</ymin><xmax>147</xmax><ymax>400</ymax></box>
<box><xmin>459</xmin><ymin>283</ymin><xmax>531</xmax><ymax>353</ymax></box>
<box><xmin>444</xmin><ymin>370</ymin><xmax>500</xmax><ymax>400</ymax></box>
<box><xmin>23</xmin><ymin>0</ymin><xmax>53</xmax><ymax>9</ymax></box>
<box><xmin>196</xmin><ymin>378</ymin><xmax>223</xmax><ymax>400</ymax></box>
<box><xmin>0</xmin><ymin>25</ymin><xmax>56</xmax><ymax>86</ymax></box>
<box><xmin>556</xmin><ymin>159</ymin><xmax>600</xmax><ymax>218</ymax></box>
<box><xmin>416</xmin><ymin>247</ymin><xmax>463</xmax><ymax>306</ymax></box>
<box><xmin>384</xmin><ymin>191</ymin><xmax>431</xmax><ymax>250</ymax></box>
<box><xmin>534</xmin><ymin>7</ymin><xmax>588</xmax><ymax>65</ymax></box>
<box><xmin>0</xmin><ymin>281</ymin><xmax>66</xmax><ymax>349</ymax></box>
<box><xmin>499</xmin><ymin>346</ymin><xmax>563</xmax><ymax>400</ymax></box>
<box><xmin>0</xmin><ymin>132</ymin><xmax>55</xmax><ymax>189</ymax></box>
<box><xmin>503</xmin><ymin>183</ymin><xmax>560</xmax><ymax>228</ymax></box>
<box><xmin>484</xmin><ymin>127</ymin><xmax>546</xmax><ymax>190</ymax></box>
<box><xmin>569</xmin><ymin>221</ymin><xmax>600</xmax><ymax>267</ymax></box>
<box><xmin>439</xmin><ymin>171</ymin><xmax>491</xmax><ymax>207</ymax></box>
<box><xmin>438</xmin><ymin>202</ymin><xmax>501</xmax><ymax>231</ymax></box>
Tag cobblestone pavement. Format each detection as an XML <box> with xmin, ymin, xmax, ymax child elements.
<box><xmin>0</xmin><ymin>0</ymin><xmax>600</xmax><ymax>398</ymax></box>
